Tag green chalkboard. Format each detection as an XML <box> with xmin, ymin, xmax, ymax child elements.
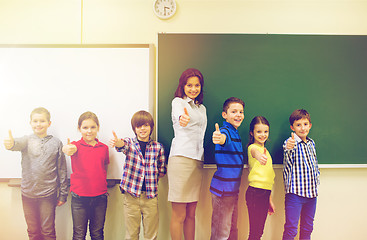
<box><xmin>158</xmin><ymin>34</ymin><xmax>367</xmax><ymax>165</ymax></box>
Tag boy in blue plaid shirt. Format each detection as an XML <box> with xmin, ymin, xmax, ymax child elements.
<box><xmin>282</xmin><ymin>109</ymin><xmax>320</xmax><ymax>240</ymax></box>
<box><xmin>110</xmin><ymin>110</ymin><xmax>166</xmax><ymax>240</ymax></box>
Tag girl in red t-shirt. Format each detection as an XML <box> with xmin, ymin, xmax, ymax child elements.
<box><xmin>63</xmin><ymin>111</ymin><xmax>109</xmax><ymax>240</ymax></box>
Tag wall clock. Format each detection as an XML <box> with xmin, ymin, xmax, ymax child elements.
<box><xmin>153</xmin><ymin>0</ymin><xmax>177</xmax><ymax>19</ymax></box>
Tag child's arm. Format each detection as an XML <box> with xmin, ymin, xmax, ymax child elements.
<box><xmin>251</xmin><ymin>147</ymin><xmax>268</xmax><ymax>165</ymax></box>
<box><xmin>3</xmin><ymin>130</ymin><xmax>14</xmax><ymax>150</ymax></box>
<box><xmin>212</xmin><ymin>123</ymin><xmax>226</xmax><ymax>145</ymax></box>
<box><xmin>268</xmin><ymin>194</ymin><xmax>275</xmax><ymax>215</ymax></box>
<box><xmin>57</xmin><ymin>143</ymin><xmax>68</xmax><ymax>206</ymax></box>
<box><xmin>157</xmin><ymin>145</ymin><xmax>166</xmax><ymax>178</ymax></box>
<box><xmin>62</xmin><ymin>138</ymin><xmax>77</xmax><ymax>156</ymax></box>
<box><xmin>109</xmin><ymin>131</ymin><xmax>125</xmax><ymax>148</ymax></box>
<box><xmin>286</xmin><ymin>132</ymin><xmax>296</xmax><ymax>150</ymax></box>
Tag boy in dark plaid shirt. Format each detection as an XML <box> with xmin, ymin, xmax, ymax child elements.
<box><xmin>110</xmin><ymin>110</ymin><xmax>166</xmax><ymax>240</ymax></box>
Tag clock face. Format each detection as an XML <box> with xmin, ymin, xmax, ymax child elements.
<box><xmin>153</xmin><ymin>0</ymin><xmax>176</xmax><ymax>19</ymax></box>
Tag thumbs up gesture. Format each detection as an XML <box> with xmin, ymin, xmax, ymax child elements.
<box><xmin>212</xmin><ymin>123</ymin><xmax>226</xmax><ymax>145</ymax></box>
<box><xmin>62</xmin><ymin>138</ymin><xmax>77</xmax><ymax>156</ymax></box>
<box><xmin>286</xmin><ymin>132</ymin><xmax>296</xmax><ymax>150</ymax></box>
<box><xmin>4</xmin><ymin>130</ymin><xmax>15</xmax><ymax>150</ymax></box>
<box><xmin>179</xmin><ymin>108</ymin><xmax>190</xmax><ymax>127</ymax></box>
<box><xmin>109</xmin><ymin>131</ymin><xmax>125</xmax><ymax>148</ymax></box>
<box><xmin>258</xmin><ymin>148</ymin><xmax>268</xmax><ymax>165</ymax></box>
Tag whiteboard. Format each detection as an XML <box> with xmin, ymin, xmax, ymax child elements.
<box><xmin>0</xmin><ymin>45</ymin><xmax>153</xmax><ymax>179</ymax></box>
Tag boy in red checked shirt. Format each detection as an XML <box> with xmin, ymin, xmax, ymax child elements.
<box><xmin>110</xmin><ymin>110</ymin><xmax>166</xmax><ymax>240</ymax></box>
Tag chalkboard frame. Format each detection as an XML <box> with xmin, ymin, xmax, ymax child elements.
<box><xmin>157</xmin><ymin>33</ymin><xmax>367</xmax><ymax>167</ymax></box>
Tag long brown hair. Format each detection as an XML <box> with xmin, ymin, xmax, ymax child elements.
<box><xmin>174</xmin><ymin>68</ymin><xmax>204</xmax><ymax>105</ymax></box>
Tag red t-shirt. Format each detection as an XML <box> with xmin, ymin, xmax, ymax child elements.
<box><xmin>70</xmin><ymin>138</ymin><xmax>109</xmax><ymax>197</ymax></box>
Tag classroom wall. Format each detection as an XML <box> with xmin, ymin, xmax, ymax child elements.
<box><xmin>1</xmin><ymin>0</ymin><xmax>367</xmax><ymax>239</ymax></box>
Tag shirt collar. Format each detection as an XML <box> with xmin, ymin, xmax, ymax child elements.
<box><xmin>223</xmin><ymin>121</ymin><xmax>238</xmax><ymax>132</ymax></box>
<box><xmin>31</xmin><ymin>134</ymin><xmax>52</xmax><ymax>140</ymax></box>
<box><xmin>183</xmin><ymin>96</ymin><xmax>195</xmax><ymax>105</ymax></box>
<box><xmin>133</xmin><ymin>136</ymin><xmax>152</xmax><ymax>144</ymax></box>
<box><xmin>79</xmin><ymin>137</ymin><xmax>101</xmax><ymax>147</ymax></box>
<box><xmin>293</xmin><ymin>133</ymin><xmax>310</xmax><ymax>144</ymax></box>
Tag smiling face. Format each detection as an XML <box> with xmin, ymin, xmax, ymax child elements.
<box><xmin>30</xmin><ymin>113</ymin><xmax>51</xmax><ymax>138</ymax></box>
<box><xmin>184</xmin><ymin>76</ymin><xmax>201</xmax><ymax>100</ymax></box>
<box><xmin>252</xmin><ymin>123</ymin><xmax>269</xmax><ymax>146</ymax></box>
<box><xmin>291</xmin><ymin>117</ymin><xmax>312</xmax><ymax>142</ymax></box>
<box><xmin>79</xmin><ymin>118</ymin><xmax>99</xmax><ymax>145</ymax></box>
<box><xmin>135</xmin><ymin>123</ymin><xmax>151</xmax><ymax>142</ymax></box>
<box><xmin>222</xmin><ymin>103</ymin><xmax>244</xmax><ymax>129</ymax></box>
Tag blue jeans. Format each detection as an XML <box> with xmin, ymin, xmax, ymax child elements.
<box><xmin>210</xmin><ymin>193</ymin><xmax>238</xmax><ymax>240</ymax></box>
<box><xmin>71</xmin><ymin>192</ymin><xmax>108</xmax><ymax>240</ymax></box>
<box><xmin>245</xmin><ymin>186</ymin><xmax>271</xmax><ymax>240</ymax></box>
<box><xmin>283</xmin><ymin>193</ymin><xmax>317</xmax><ymax>240</ymax></box>
<box><xmin>22</xmin><ymin>193</ymin><xmax>57</xmax><ymax>240</ymax></box>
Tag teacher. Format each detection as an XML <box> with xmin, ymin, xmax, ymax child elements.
<box><xmin>167</xmin><ymin>68</ymin><xmax>207</xmax><ymax>240</ymax></box>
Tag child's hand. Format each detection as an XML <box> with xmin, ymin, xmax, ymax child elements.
<box><xmin>212</xmin><ymin>123</ymin><xmax>225</xmax><ymax>145</ymax></box>
<box><xmin>57</xmin><ymin>201</ymin><xmax>65</xmax><ymax>206</ymax></box>
<box><xmin>179</xmin><ymin>108</ymin><xmax>190</xmax><ymax>127</ymax></box>
<box><xmin>63</xmin><ymin>138</ymin><xmax>77</xmax><ymax>156</ymax></box>
<box><xmin>268</xmin><ymin>196</ymin><xmax>275</xmax><ymax>215</ymax></box>
<box><xmin>4</xmin><ymin>130</ymin><xmax>14</xmax><ymax>150</ymax></box>
<box><xmin>109</xmin><ymin>131</ymin><xmax>125</xmax><ymax>148</ymax></box>
<box><xmin>286</xmin><ymin>132</ymin><xmax>296</xmax><ymax>150</ymax></box>
<box><xmin>257</xmin><ymin>148</ymin><xmax>268</xmax><ymax>165</ymax></box>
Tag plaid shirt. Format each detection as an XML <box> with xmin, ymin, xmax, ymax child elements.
<box><xmin>283</xmin><ymin>134</ymin><xmax>320</xmax><ymax>198</ymax></box>
<box><xmin>117</xmin><ymin>137</ymin><xmax>166</xmax><ymax>199</ymax></box>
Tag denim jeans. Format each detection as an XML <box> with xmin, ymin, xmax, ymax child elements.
<box><xmin>210</xmin><ymin>193</ymin><xmax>238</xmax><ymax>240</ymax></box>
<box><xmin>22</xmin><ymin>193</ymin><xmax>57</xmax><ymax>240</ymax></box>
<box><xmin>282</xmin><ymin>193</ymin><xmax>317</xmax><ymax>240</ymax></box>
<box><xmin>245</xmin><ymin>186</ymin><xmax>271</xmax><ymax>240</ymax></box>
<box><xmin>71</xmin><ymin>192</ymin><xmax>108</xmax><ymax>240</ymax></box>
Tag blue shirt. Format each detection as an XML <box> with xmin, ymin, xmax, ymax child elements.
<box><xmin>283</xmin><ymin>134</ymin><xmax>320</xmax><ymax>198</ymax></box>
<box><xmin>210</xmin><ymin>121</ymin><xmax>245</xmax><ymax>197</ymax></box>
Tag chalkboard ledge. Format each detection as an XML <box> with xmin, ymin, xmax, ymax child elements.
<box><xmin>204</xmin><ymin>164</ymin><xmax>367</xmax><ymax>169</ymax></box>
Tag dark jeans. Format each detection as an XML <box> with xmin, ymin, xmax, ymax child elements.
<box><xmin>282</xmin><ymin>193</ymin><xmax>317</xmax><ymax>240</ymax></box>
<box><xmin>22</xmin><ymin>193</ymin><xmax>57</xmax><ymax>240</ymax></box>
<box><xmin>71</xmin><ymin>192</ymin><xmax>108</xmax><ymax>240</ymax></box>
<box><xmin>210</xmin><ymin>193</ymin><xmax>238</xmax><ymax>240</ymax></box>
<box><xmin>245</xmin><ymin>186</ymin><xmax>271</xmax><ymax>240</ymax></box>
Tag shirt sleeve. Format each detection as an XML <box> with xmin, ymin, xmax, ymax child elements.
<box><xmin>57</xmin><ymin>141</ymin><xmax>68</xmax><ymax>203</ymax></box>
<box><xmin>220</xmin><ymin>127</ymin><xmax>230</xmax><ymax>146</ymax></box>
<box><xmin>11</xmin><ymin>135</ymin><xmax>28</xmax><ymax>152</ymax></box>
<box><xmin>283</xmin><ymin>139</ymin><xmax>295</xmax><ymax>164</ymax></box>
<box><xmin>157</xmin><ymin>144</ymin><xmax>166</xmax><ymax>175</ymax></box>
<box><xmin>171</xmin><ymin>98</ymin><xmax>185</xmax><ymax>123</ymax></box>
<box><xmin>105</xmin><ymin>146</ymin><xmax>110</xmax><ymax>165</ymax></box>
<box><xmin>116</xmin><ymin>139</ymin><xmax>129</xmax><ymax>154</ymax></box>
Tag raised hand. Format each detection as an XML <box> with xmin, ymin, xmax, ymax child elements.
<box><xmin>286</xmin><ymin>132</ymin><xmax>296</xmax><ymax>150</ymax></box>
<box><xmin>212</xmin><ymin>123</ymin><xmax>225</xmax><ymax>145</ymax></box>
<box><xmin>258</xmin><ymin>148</ymin><xmax>268</xmax><ymax>165</ymax></box>
<box><xmin>109</xmin><ymin>131</ymin><xmax>124</xmax><ymax>148</ymax></box>
<box><xmin>4</xmin><ymin>130</ymin><xmax>15</xmax><ymax>150</ymax></box>
<box><xmin>179</xmin><ymin>107</ymin><xmax>190</xmax><ymax>127</ymax></box>
<box><xmin>62</xmin><ymin>138</ymin><xmax>77</xmax><ymax>156</ymax></box>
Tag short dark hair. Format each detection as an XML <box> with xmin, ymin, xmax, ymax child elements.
<box><xmin>174</xmin><ymin>68</ymin><xmax>204</xmax><ymax>105</ymax></box>
<box><xmin>289</xmin><ymin>109</ymin><xmax>311</xmax><ymax>126</ymax></box>
<box><xmin>30</xmin><ymin>107</ymin><xmax>51</xmax><ymax>122</ymax></box>
<box><xmin>131</xmin><ymin>110</ymin><xmax>154</xmax><ymax>135</ymax></box>
<box><xmin>222</xmin><ymin>97</ymin><xmax>245</xmax><ymax>113</ymax></box>
<box><xmin>78</xmin><ymin>111</ymin><xmax>99</xmax><ymax>129</ymax></box>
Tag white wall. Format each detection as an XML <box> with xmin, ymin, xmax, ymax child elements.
<box><xmin>1</xmin><ymin>0</ymin><xmax>367</xmax><ymax>239</ymax></box>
